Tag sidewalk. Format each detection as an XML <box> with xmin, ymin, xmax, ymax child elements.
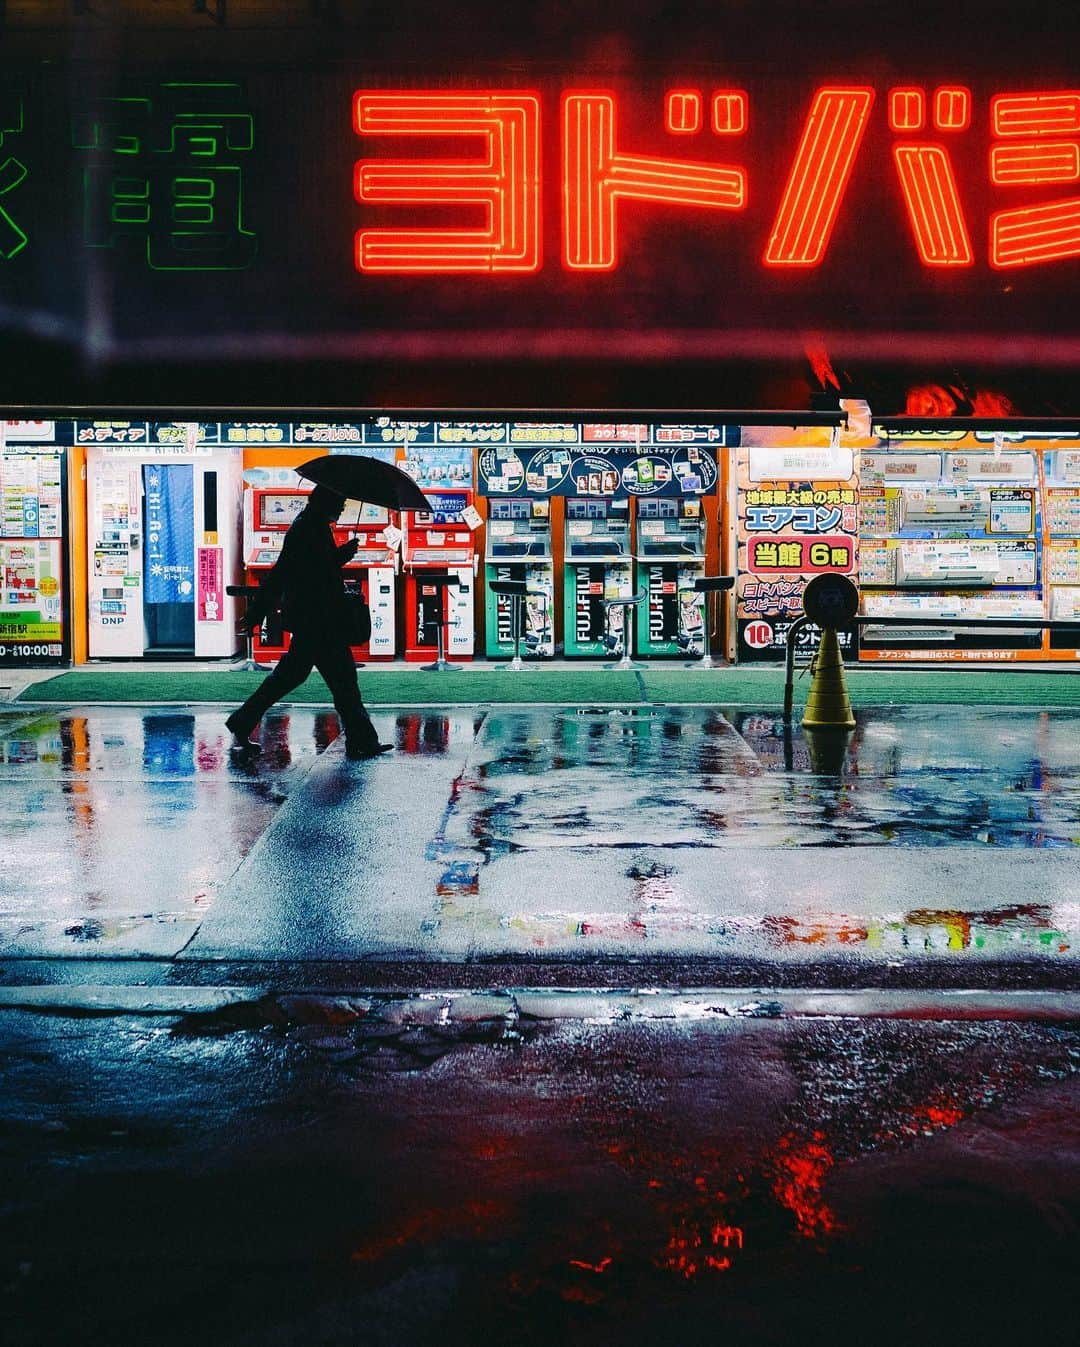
<box><xmin>2</xmin><ymin>702</ymin><xmax>1078</xmax><ymax>996</ymax></box>
<box><xmin>10</xmin><ymin>660</ymin><xmax>1080</xmax><ymax>707</ymax></box>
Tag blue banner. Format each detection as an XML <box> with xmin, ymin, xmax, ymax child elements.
<box><xmin>143</xmin><ymin>464</ymin><xmax>194</xmax><ymax>604</ymax></box>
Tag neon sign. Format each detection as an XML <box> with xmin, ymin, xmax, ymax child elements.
<box><xmin>562</xmin><ymin>92</ymin><xmax>745</xmax><ymax>270</ymax></box>
<box><xmin>354</xmin><ymin>93</ymin><xmax>540</xmax><ymax>272</ymax></box>
<box><xmin>354</xmin><ymin>85</ymin><xmax>1080</xmax><ymax>274</ymax></box>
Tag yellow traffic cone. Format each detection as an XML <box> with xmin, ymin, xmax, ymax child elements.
<box><xmin>801</xmin><ymin>627</ymin><xmax>855</xmax><ymax>730</ymax></box>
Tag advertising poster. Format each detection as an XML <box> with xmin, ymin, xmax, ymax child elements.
<box><xmin>143</xmin><ymin>464</ymin><xmax>195</xmax><ymax>605</ymax></box>
<box><xmin>736</xmin><ymin>435</ymin><xmax>860</xmax><ymax>662</ymax></box>
<box><xmin>197</xmin><ymin>547</ymin><xmax>224</xmax><ymax>623</ymax></box>
<box><xmin>0</xmin><ymin>538</ymin><xmax>65</xmax><ymax>663</ymax></box>
<box><xmin>476</xmin><ymin>444</ymin><xmax>718</xmax><ymax>498</ymax></box>
<box><xmin>400</xmin><ymin>444</ymin><xmax>473</xmax><ymax>490</ymax></box>
<box><xmin>0</xmin><ymin>447</ymin><xmax>67</xmax><ymax>665</ymax></box>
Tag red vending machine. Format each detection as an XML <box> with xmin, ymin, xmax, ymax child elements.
<box><xmin>402</xmin><ymin>489</ymin><xmax>477</xmax><ymax>662</ymax></box>
<box><xmin>336</xmin><ymin>501</ymin><xmax>399</xmax><ymax>659</ymax></box>
<box><xmin>242</xmin><ymin>486</ymin><xmax>307</xmax><ymax>666</ymax></box>
<box><xmin>242</xmin><ymin>486</ymin><xmax>398</xmax><ymax>666</ymax></box>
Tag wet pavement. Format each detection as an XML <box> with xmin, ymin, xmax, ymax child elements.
<box><xmin>0</xmin><ymin>1002</ymin><xmax>1076</xmax><ymax>1347</ymax></box>
<box><xmin>1</xmin><ymin>703</ymin><xmax>1078</xmax><ymax>978</ymax></box>
<box><xmin>2</xmin><ymin>699</ymin><xmax>1079</xmax><ymax>1343</ymax></box>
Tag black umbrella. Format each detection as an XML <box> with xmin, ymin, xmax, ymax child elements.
<box><xmin>296</xmin><ymin>455</ymin><xmax>433</xmax><ymax>512</ymax></box>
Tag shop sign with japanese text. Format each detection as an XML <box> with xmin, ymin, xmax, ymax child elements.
<box><xmin>736</xmin><ymin>431</ymin><xmax>860</xmax><ymax>661</ymax></box>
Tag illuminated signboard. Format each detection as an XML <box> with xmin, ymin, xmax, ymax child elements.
<box><xmin>2</xmin><ymin>55</ymin><xmax>1080</xmax><ymax>381</ymax></box>
<box><xmin>353</xmin><ymin>85</ymin><xmax>1080</xmax><ymax>274</ymax></box>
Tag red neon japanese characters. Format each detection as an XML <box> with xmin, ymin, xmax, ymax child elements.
<box><xmin>354</xmin><ymin>92</ymin><xmax>541</xmax><ymax>273</ymax></box>
<box><xmin>764</xmin><ymin>88</ymin><xmax>874</xmax><ymax>267</ymax></box>
<box><xmin>353</xmin><ymin>85</ymin><xmax>1080</xmax><ymax>275</ymax></box>
<box><xmin>893</xmin><ymin>145</ymin><xmax>973</xmax><ymax>265</ymax></box>
<box><xmin>934</xmin><ymin>87</ymin><xmax>971</xmax><ymax>132</ymax></box>
<box><xmin>561</xmin><ymin>92</ymin><xmax>746</xmax><ymax>270</ymax></box>
<box><xmin>992</xmin><ymin>91</ymin><xmax>1080</xmax><ymax>136</ymax></box>
<box><xmin>712</xmin><ymin>91</ymin><xmax>748</xmax><ymax>136</ymax></box>
<box><xmin>991</xmin><ymin>143</ymin><xmax>1080</xmax><ymax>185</ymax></box>
<box><xmin>665</xmin><ymin>91</ymin><xmax>702</xmax><ymax>135</ymax></box>
<box><xmin>889</xmin><ymin>89</ymin><xmax>925</xmax><ymax>132</ymax></box>
<box><xmin>990</xmin><ymin>90</ymin><xmax>1080</xmax><ymax>267</ymax></box>
<box><xmin>886</xmin><ymin>86</ymin><xmax>974</xmax><ymax>266</ymax></box>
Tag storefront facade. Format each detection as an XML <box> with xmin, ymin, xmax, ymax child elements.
<box><xmin>3</xmin><ymin>7</ymin><xmax>1080</xmax><ymax>659</ymax></box>
<box><xmin>5</xmin><ymin>411</ymin><xmax>1080</xmax><ymax>668</ymax></box>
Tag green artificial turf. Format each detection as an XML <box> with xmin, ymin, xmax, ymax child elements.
<box><xmin>16</xmin><ymin>665</ymin><xmax>1080</xmax><ymax>708</ymax></box>
<box><xmin>644</xmin><ymin>668</ymin><xmax>1080</xmax><ymax>706</ymax></box>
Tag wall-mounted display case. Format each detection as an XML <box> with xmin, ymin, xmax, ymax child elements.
<box><xmin>859</xmin><ymin>435</ymin><xmax>1080</xmax><ymax>662</ymax></box>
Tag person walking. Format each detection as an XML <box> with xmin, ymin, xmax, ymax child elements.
<box><xmin>226</xmin><ymin>484</ymin><xmax>392</xmax><ymax>760</ymax></box>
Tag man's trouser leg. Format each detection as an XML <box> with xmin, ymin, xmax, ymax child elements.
<box><xmin>228</xmin><ymin>640</ymin><xmax>315</xmax><ymax>738</ymax></box>
<box><xmin>313</xmin><ymin>639</ymin><xmax>378</xmax><ymax>749</ymax></box>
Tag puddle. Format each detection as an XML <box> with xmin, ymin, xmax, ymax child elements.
<box><xmin>455</xmin><ymin>706</ymin><xmax>1080</xmax><ymax>850</ymax></box>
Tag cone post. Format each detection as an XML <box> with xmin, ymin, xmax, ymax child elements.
<box><xmin>803</xmin><ymin>725</ymin><xmax>852</xmax><ymax>775</ymax></box>
<box><xmin>801</xmin><ymin>626</ymin><xmax>856</xmax><ymax>730</ymax></box>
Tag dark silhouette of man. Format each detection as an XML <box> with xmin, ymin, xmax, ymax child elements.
<box><xmin>226</xmin><ymin>484</ymin><xmax>392</xmax><ymax>760</ymax></box>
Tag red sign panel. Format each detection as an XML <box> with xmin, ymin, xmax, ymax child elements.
<box><xmin>746</xmin><ymin>534</ymin><xmax>854</xmax><ymax>575</ymax></box>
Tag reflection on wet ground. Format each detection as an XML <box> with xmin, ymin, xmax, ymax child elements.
<box><xmin>428</xmin><ymin>705</ymin><xmax>1080</xmax><ymax>963</ymax></box>
<box><xmin>0</xmin><ymin>706</ymin><xmax>338</xmax><ymax>954</ymax></box>
<box><xmin>3</xmin><ymin>703</ymin><xmax>1080</xmax><ymax>964</ymax></box>
<box><xmin>0</xmin><ymin>1008</ymin><xmax>1075</xmax><ymax>1346</ymax></box>
<box><xmin>459</xmin><ymin>705</ymin><xmax>1080</xmax><ymax>850</ymax></box>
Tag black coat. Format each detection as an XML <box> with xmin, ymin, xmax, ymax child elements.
<box><xmin>251</xmin><ymin>506</ymin><xmax>355</xmax><ymax>638</ymax></box>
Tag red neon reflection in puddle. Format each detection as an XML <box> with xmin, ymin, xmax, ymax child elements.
<box><xmin>661</xmin><ymin>1216</ymin><xmax>745</xmax><ymax>1280</ymax></box>
<box><xmin>768</xmin><ymin>1131</ymin><xmax>840</xmax><ymax>1241</ymax></box>
<box><xmin>346</xmin><ymin>1045</ymin><xmax>986</xmax><ymax>1295</ymax></box>
<box><xmin>915</xmin><ymin>1102</ymin><xmax>966</xmax><ymax>1128</ymax></box>
<box><xmin>351</xmin><ymin>1198</ymin><xmax>511</xmax><ymax>1265</ymax></box>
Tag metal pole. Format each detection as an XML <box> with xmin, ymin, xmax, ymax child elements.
<box><xmin>508</xmin><ymin>594</ymin><xmax>525</xmax><ymax>672</ymax></box>
<box><xmin>783</xmin><ymin>615</ymin><xmax>812</xmax><ymax>725</ymax></box>
<box><xmin>435</xmin><ymin>593</ymin><xmax>447</xmax><ymax>668</ymax></box>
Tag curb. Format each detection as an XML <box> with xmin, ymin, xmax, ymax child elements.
<box><xmin>1</xmin><ymin>985</ymin><xmax>1077</xmax><ymax>1023</ymax></box>
<box><xmin>0</xmin><ymin>985</ymin><xmax>266</xmax><ymax>1015</ymax></box>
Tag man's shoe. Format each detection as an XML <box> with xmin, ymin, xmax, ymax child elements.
<box><xmin>226</xmin><ymin>713</ymin><xmax>261</xmax><ymax>755</ymax></box>
<box><xmin>345</xmin><ymin>741</ymin><xmax>394</xmax><ymax>760</ymax></box>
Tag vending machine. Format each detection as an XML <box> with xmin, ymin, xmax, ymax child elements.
<box><xmin>483</xmin><ymin>498</ymin><xmax>554</xmax><ymax>658</ymax></box>
<box><xmin>242</xmin><ymin>486</ymin><xmax>398</xmax><ymax>666</ymax></box>
<box><xmin>633</xmin><ymin>497</ymin><xmax>708</xmax><ymax>657</ymax></box>
<box><xmin>338</xmin><ymin>501</ymin><xmax>399</xmax><ymax>659</ymax></box>
<box><xmin>243</xmin><ymin>485</ymin><xmax>306</xmax><ymax>665</ymax></box>
<box><xmin>402</xmin><ymin>488</ymin><xmax>477</xmax><ymax>662</ymax></box>
<box><xmin>562</xmin><ymin>497</ymin><xmax>633</xmax><ymax>657</ymax></box>
<box><xmin>87</xmin><ymin>446</ymin><xmax>242</xmax><ymax>659</ymax></box>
